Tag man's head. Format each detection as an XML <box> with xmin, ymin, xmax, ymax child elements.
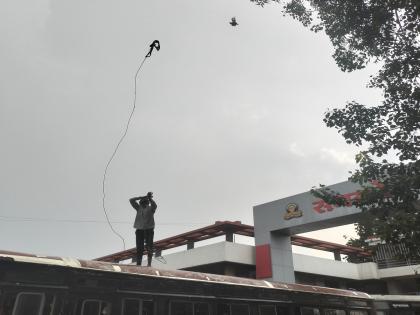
<box><xmin>140</xmin><ymin>198</ymin><xmax>149</xmax><ymax>207</ymax></box>
<box><xmin>147</xmin><ymin>192</ymin><xmax>153</xmax><ymax>199</ymax></box>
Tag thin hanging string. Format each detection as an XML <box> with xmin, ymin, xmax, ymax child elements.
<box><xmin>154</xmin><ymin>255</ymin><xmax>167</xmax><ymax>264</ymax></box>
<box><xmin>101</xmin><ymin>56</ymin><xmax>148</xmax><ymax>250</ymax></box>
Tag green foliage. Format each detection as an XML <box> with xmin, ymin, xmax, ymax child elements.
<box><xmin>257</xmin><ymin>0</ymin><xmax>420</xmax><ymax>258</ymax></box>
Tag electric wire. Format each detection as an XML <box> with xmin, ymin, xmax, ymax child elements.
<box><xmin>0</xmin><ymin>214</ymin><xmax>211</xmax><ymax>226</ymax></box>
<box><xmin>101</xmin><ymin>56</ymin><xmax>148</xmax><ymax>250</ymax></box>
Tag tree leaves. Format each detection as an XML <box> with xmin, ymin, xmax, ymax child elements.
<box><xmin>254</xmin><ymin>0</ymin><xmax>420</xmax><ymax>258</ymax></box>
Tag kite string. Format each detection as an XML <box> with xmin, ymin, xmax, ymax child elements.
<box><xmin>101</xmin><ymin>56</ymin><xmax>148</xmax><ymax>250</ymax></box>
<box><xmin>154</xmin><ymin>254</ymin><xmax>167</xmax><ymax>264</ymax></box>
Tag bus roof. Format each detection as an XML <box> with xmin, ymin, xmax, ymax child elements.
<box><xmin>0</xmin><ymin>250</ymin><xmax>371</xmax><ymax>300</ymax></box>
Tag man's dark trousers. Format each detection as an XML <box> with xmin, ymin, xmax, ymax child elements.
<box><xmin>136</xmin><ymin>229</ymin><xmax>154</xmax><ymax>266</ymax></box>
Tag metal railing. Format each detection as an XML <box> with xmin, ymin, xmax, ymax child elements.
<box><xmin>376</xmin><ymin>257</ymin><xmax>420</xmax><ymax>269</ymax></box>
<box><xmin>374</xmin><ymin>243</ymin><xmax>420</xmax><ymax>269</ymax></box>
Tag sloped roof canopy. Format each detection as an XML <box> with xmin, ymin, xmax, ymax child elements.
<box><xmin>95</xmin><ymin>221</ymin><xmax>371</xmax><ymax>262</ymax></box>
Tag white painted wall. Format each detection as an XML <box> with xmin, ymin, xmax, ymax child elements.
<box><xmin>293</xmin><ymin>253</ymin><xmax>360</xmax><ymax>279</ymax></box>
<box><xmin>151</xmin><ymin>241</ymin><xmax>255</xmax><ymax>270</ymax></box>
<box><xmin>149</xmin><ymin>241</ymin><xmax>419</xmax><ymax>282</ymax></box>
<box><xmin>378</xmin><ymin>264</ymin><xmax>420</xmax><ymax>279</ymax></box>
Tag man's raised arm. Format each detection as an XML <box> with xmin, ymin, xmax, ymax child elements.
<box><xmin>129</xmin><ymin>196</ymin><xmax>143</xmax><ymax>211</ymax></box>
<box><xmin>150</xmin><ymin>198</ymin><xmax>157</xmax><ymax>213</ymax></box>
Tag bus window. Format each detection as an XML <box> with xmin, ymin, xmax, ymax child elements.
<box><xmin>324</xmin><ymin>310</ymin><xmax>346</xmax><ymax>315</ymax></box>
<box><xmin>81</xmin><ymin>300</ymin><xmax>111</xmax><ymax>315</ymax></box>
<box><xmin>101</xmin><ymin>303</ymin><xmax>111</xmax><ymax>315</ymax></box>
<box><xmin>13</xmin><ymin>292</ymin><xmax>45</xmax><ymax>315</ymax></box>
<box><xmin>300</xmin><ymin>307</ymin><xmax>320</xmax><ymax>315</ymax></box>
<box><xmin>276</xmin><ymin>306</ymin><xmax>289</xmax><ymax>315</ymax></box>
<box><xmin>194</xmin><ymin>303</ymin><xmax>209</xmax><ymax>315</ymax></box>
<box><xmin>123</xmin><ymin>299</ymin><xmax>154</xmax><ymax>315</ymax></box>
<box><xmin>260</xmin><ymin>305</ymin><xmax>276</xmax><ymax>315</ymax></box>
<box><xmin>231</xmin><ymin>304</ymin><xmax>249</xmax><ymax>315</ymax></box>
<box><xmin>171</xmin><ymin>302</ymin><xmax>193</xmax><ymax>315</ymax></box>
<box><xmin>123</xmin><ymin>299</ymin><xmax>140</xmax><ymax>315</ymax></box>
<box><xmin>2</xmin><ymin>294</ymin><xmax>17</xmax><ymax>315</ymax></box>
<box><xmin>82</xmin><ymin>300</ymin><xmax>100</xmax><ymax>315</ymax></box>
<box><xmin>349</xmin><ymin>311</ymin><xmax>369</xmax><ymax>315</ymax></box>
<box><xmin>373</xmin><ymin>302</ymin><xmax>389</xmax><ymax>310</ymax></box>
<box><xmin>143</xmin><ymin>300</ymin><xmax>154</xmax><ymax>315</ymax></box>
<box><xmin>217</xmin><ymin>304</ymin><xmax>230</xmax><ymax>315</ymax></box>
<box><xmin>44</xmin><ymin>295</ymin><xmax>56</xmax><ymax>315</ymax></box>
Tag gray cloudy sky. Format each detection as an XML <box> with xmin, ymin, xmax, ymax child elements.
<box><xmin>1</xmin><ymin>0</ymin><xmax>382</xmax><ymax>260</ymax></box>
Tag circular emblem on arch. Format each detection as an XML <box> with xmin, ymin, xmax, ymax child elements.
<box><xmin>284</xmin><ymin>203</ymin><xmax>303</xmax><ymax>220</ymax></box>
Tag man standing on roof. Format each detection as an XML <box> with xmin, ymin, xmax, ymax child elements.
<box><xmin>129</xmin><ymin>192</ymin><xmax>157</xmax><ymax>267</ymax></box>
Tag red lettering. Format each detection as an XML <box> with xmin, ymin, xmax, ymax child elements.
<box><xmin>312</xmin><ymin>199</ymin><xmax>335</xmax><ymax>213</ymax></box>
<box><xmin>313</xmin><ymin>191</ymin><xmax>361</xmax><ymax>213</ymax></box>
<box><xmin>342</xmin><ymin>191</ymin><xmax>361</xmax><ymax>206</ymax></box>
<box><xmin>370</xmin><ymin>180</ymin><xmax>384</xmax><ymax>189</ymax></box>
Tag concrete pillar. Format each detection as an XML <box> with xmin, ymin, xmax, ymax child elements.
<box><xmin>226</xmin><ymin>232</ymin><xmax>234</xmax><ymax>242</ymax></box>
<box><xmin>187</xmin><ymin>241</ymin><xmax>194</xmax><ymax>250</ymax></box>
<box><xmin>270</xmin><ymin>232</ymin><xmax>295</xmax><ymax>283</ymax></box>
<box><xmin>334</xmin><ymin>250</ymin><xmax>342</xmax><ymax>261</ymax></box>
<box><xmin>254</xmin><ymin>229</ymin><xmax>295</xmax><ymax>283</ymax></box>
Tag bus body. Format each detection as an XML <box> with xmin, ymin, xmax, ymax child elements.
<box><xmin>0</xmin><ymin>251</ymin><xmax>374</xmax><ymax>315</ymax></box>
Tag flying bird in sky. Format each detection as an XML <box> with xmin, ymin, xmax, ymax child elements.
<box><xmin>229</xmin><ymin>17</ymin><xmax>238</xmax><ymax>27</ymax></box>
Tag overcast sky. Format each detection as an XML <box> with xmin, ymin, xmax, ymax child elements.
<box><xmin>1</xmin><ymin>0</ymin><xmax>382</xmax><ymax>260</ymax></box>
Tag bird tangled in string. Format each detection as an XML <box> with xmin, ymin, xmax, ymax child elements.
<box><xmin>229</xmin><ymin>17</ymin><xmax>238</xmax><ymax>26</ymax></box>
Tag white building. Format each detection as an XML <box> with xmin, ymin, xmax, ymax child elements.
<box><xmin>97</xmin><ymin>181</ymin><xmax>420</xmax><ymax>296</ymax></box>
